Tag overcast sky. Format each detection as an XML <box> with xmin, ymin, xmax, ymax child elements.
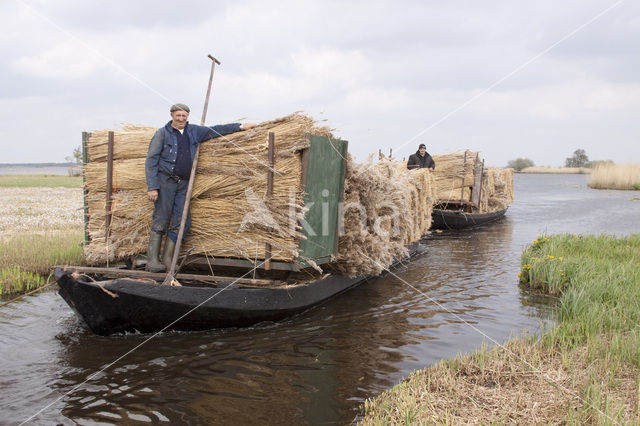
<box><xmin>2</xmin><ymin>0</ymin><xmax>639</xmax><ymax>166</ymax></box>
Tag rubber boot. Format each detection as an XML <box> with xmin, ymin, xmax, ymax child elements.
<box><xmin>162</xmin><ymin>237</ymin><xmax>176</xmax><ymax>270</ymax></box>
<box><xmin>145</xmin><ymin>232</ymin><xmax>166</xmax><ymax>272</ymax></box>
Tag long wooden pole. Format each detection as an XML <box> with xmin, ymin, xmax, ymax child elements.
<box><xmin>63</xmin><ymin>266</ymin><xmax>279</xmax><ymax>286</ymax></box>
<box><xmin>105</xmin><ymin>131</ymin><xmax>114</xmax><ymax>239</ymax></box>
<box><xmin>264</xmin><ymin>132</ymin><xmax>275</xmax><ymax>271</ymax></box>
<box><xmin>164</xmin><ymin>54</ymin><xmax>220</xmax><ymax>285</ymax></box>
<box><xmin>460</xmin><ymin>150</ymin><xmax>467</xmax><ymax>206</ymax></box>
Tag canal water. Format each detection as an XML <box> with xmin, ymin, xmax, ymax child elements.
<box><xmin>2</xmin><ymin>174</ymin><xmax>640</xmax><ymax>424</ymax></box>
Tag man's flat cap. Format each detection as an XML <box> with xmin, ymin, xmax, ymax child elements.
<box><xmin>170</xmin><ymin>103</ymin><xmax>190</xmax><ymax>113</ymax></box>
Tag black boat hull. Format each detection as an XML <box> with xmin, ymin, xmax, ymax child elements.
<box><xmin>431</xmin><ymin>208</ymin><xmax>507</xmax><ymax>230</ymax></box>
<box><xmin>55</xmin><ymin>268</ymin><xmax>365</xmax><ymax>335</ymax></box>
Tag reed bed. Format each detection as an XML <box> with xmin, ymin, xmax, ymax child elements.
<box><xmin>1</xmin><ymin>231</ymin><xmax>84</xmax><ymax>295</ymax></box>
<box><xmin>83</xmin><ymin>113</ymin><xmax>332</xmax><ymax>265</ymax></box>
<box><xmin>588</xmin><ymin>163</ymin><xmax>640</xmax><ymax>190</ymax></box>
<box><xmin>335</xmin><ymin>157</ymin><xmax>435</xmax><ymax>277</ymax></box>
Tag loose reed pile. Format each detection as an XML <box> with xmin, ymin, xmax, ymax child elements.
<box><xmin>335</xmin><ymin>157</ymin><xmax>436</xmax><ymax>277</ymax></box>
<box><xmin>432</xmin><ymin>151</ymin><xmax>514</xmax><ymax>213</ymax></box>
<box><xmin>83</xmin><ymin>113</ymin><xmax>331</xmax><ymax>265</ymax></box>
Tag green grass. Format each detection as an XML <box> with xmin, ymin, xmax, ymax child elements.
<box><xmin>0</xmin><ymin>230</ymin><xmax>85</xmax><ymax>295</ymax></box>
<box><xmin>0</xmin><ymin>266</ymin><xmax>47</xmax><ymax>295</ymax></box>
<box><xmin>0</xmin><ymin>174</ymin><xmax>82</xmax><ymax>188</ymax></box>
<box><xmin>361</xmin><ymin>234</ymin><xmax>640</xmax><ymax>424</ymax></box>
<box><xmin>520</xmin><ymin>234</ymin><xmax>640</xmax><ymax>361</ymax></box>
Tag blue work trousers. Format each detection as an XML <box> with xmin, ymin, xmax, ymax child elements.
<box><xmin>151</xmin><ymin>173</ymin><xmax>191</xmax><ymax>243</ymax></box>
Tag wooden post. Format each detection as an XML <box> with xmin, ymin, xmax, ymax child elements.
<box><xmin>478</xmin><ymin>159</ymin><xmax>485</xmax><ymax>209</ymax></box>
<box><xmin>293</xmin><ymin>134</ymin><xmax>310</xmax><ymax>264</ymax></box>
<box><xmin>333</xmin><ymin>140</ymin><xmax>348</xmax><ymax>256</ymax></box>
<box><xmin>105</xmin><ymin>131</ymin><xmax>114</xmax><ymax>239</ymax></box>
<box><xmin>300</xmin><ymin>147</ymin><xmax>310</xmax><ymax>188</ymax></box>
<box><xmin>264</xmin><ymin>132</ymin><xmax>275</xmax><ymax>271</ymax></box>
<box><xmin>81</xmin><ymin>131</ymin><xmax>90</xmax><ymax>246</ymax></box>
<box><xmin>389</xmin><ymin>148</ymin><xmax>392</xmax><ymax>159</ymax></box>
<box><xmin>460</xmin><ymin>150</ymin><xmax>467</xmax><ymax>207</ymax></box>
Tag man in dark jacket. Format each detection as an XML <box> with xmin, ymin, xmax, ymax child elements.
<box><xmin>407</xmin><ymin>143</ymin><xmax>435</xmax><ymax>170</ymax></box>
<box><xmin>144</xmin><ymin>103</ymin><xmax>255</xmax><ymax>272</ymax></box>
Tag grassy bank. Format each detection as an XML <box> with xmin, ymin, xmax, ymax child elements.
<box><xmin>520</xmin><ymin>166</ymin><xmax>591</xmax><ymax>174</ymax></box>
<box><xmin>588</xmin><ymin>163</ymin><xmax>640</xmax><ymax>190</ymax></box>
<box><xmin>361</xmin><ymin>234</ymin><xmax>640</xmax><ymax>424</ymax></box>
<box><xmin>0</xmin><ymin>230</ymin><xmax>84</xmax><ymax>295</ymax></box>
<box><xmin>0</xmin><ymin>178</ymin><xmax>84</xmax><ymax>295</ymax></box>
<box><xmin>0</xmin><ymin>174</ymin><xmax>82</xmax><ymax>188</ymax></box>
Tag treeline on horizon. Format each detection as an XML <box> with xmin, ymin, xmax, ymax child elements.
<box><xmin>0</xmin><ymin>162</ymin><xmax>76</xmax><ymax>167</ymax></box>
<box><xmin>507</xmin><ymin>149</ymin><xmax>617</xmax><ymax>172</ymax></box>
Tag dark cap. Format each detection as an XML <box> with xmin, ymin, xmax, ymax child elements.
<box><xmin>170</xmin><ymin>103</ymin><xmax>190</xmax><ymax>113</ymax></box>
<box><xmin>418</xmin><ymin>143</ymin><xmax>426</xmax><ymax>149</ymax></box>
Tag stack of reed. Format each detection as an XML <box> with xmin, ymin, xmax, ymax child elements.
<box><xmin>432</xmin><ymin>151</ymin><xmax>514</xmax><ymax>213</ymax></box>
<box><xmin>431</xmin><ymin>150</ymin><xmax>478</xmax><ymax>202</ymax></box>
<box><xmin>82</xmin><ymin>113</ymin><xmax>331</xmax><ymax>265</ymax></box>
<box><xmin>479</xmin><ymin>167</ymin><xmax>514</xmax><ymax>212</ymax></box>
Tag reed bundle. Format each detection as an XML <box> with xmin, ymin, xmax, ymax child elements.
<box><xmin>482</xmin><ymin>167</ymin><xmax>514</xmax><ymax>212</ymax></box>
<box><xmin>431</xmin><ymin>151</ymin><xmax>513</xmax><ymax>213</ymax></box>
<box><xmin>335</xmin><ymin>157</ymin><xmax>435</xmax><ymax>277</ymax></box>
<box><xmin>86</xmin><ymin>125</ymin><xmax>156</xmax><ymax>162</ymax></box>
<box><xmin>83</xmin><ymin>113</ymin><xmax>331</xmax><ymax>265</ymax></box>
<box><xmin>432</xmin><ymin>150</ymin><xmax>477</xmax><ymax>201</ymax></box>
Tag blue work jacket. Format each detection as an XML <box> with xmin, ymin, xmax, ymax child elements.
<box><xmin>145</xmin><ymin>121</ymin><xmax>241</xmax><ymax>191</ymax></box>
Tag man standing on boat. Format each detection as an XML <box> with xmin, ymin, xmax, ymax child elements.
<box><xmin>145</xmin><ymin>103</ymin><xmax>255</xmax><ymax>272</ymax></box>
<box><xmin>407</xmin><ymin>143</ymin><xmax>435</xmax><ymax>170</ymax></box>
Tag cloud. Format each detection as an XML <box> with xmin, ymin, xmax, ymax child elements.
<box><xmin>1</xmin><ymin>0</ymin><xmax>639</xmax><ymax>167</ymax></box>
<box><xmin>11</xmin><ymin>40</ymin><xmax>103</xmax><ymax>79</ymax></box>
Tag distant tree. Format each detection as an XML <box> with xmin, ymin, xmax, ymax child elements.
<box><xmin>565</xmin><ymin>149</ymin><xmax>589</xmax><ymax>168</ymax></box>
<box><xmin>65</xmin><ymin>146</ymin><xmax>83</xmax><ymax>165</ymax></box>
<box><xmin>507</xmin><ymin>158</ymin><xmax>535</xmax><ymax>172</ymax></box>
<box><xmin>73</xmin><ymin>146</ymin><xmax>83</xmax><ymax>164</ymax></box>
